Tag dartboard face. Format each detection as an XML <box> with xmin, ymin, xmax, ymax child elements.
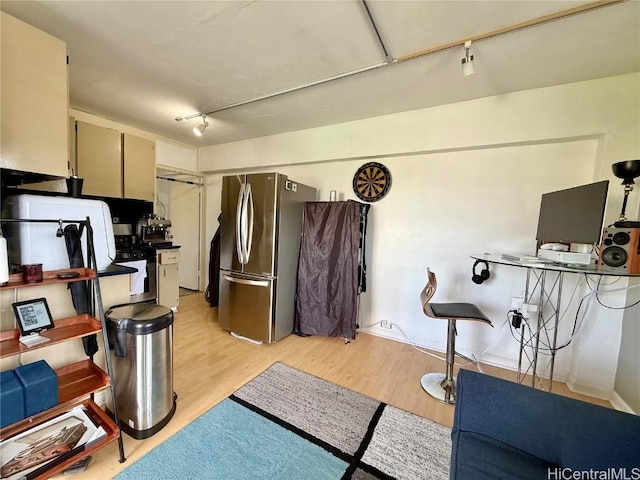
<box><xmin>353</xmin><ymin>162</ymin><xmax>392</xmax><ymax>202</ymax></box>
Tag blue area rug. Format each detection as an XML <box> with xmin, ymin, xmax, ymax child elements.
<box><xmin>115</xmin><ymin>363</ymin><xmax>451</xmax><ymax>480</ymax></box>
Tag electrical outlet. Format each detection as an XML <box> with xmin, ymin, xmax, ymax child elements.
<box><xmin>511</xmin><ymin>296</ymin><xmax>524</xmax><ymax>310</ymax></box>
<box><xmin>380</xmin><ymin>320</ymin><xmax>393</xmax><ymax>329</ymax></box>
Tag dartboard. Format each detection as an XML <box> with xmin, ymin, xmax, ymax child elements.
<box><xmin>352</xmin><ymin>162</ymin><xmax>392</xmax><ymax>202</ymax></box>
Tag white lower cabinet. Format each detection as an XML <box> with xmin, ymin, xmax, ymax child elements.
<box><xmin>157</xmin><ymin>248</ymin><xmax>180</xmax><ymax>310</ymax></box>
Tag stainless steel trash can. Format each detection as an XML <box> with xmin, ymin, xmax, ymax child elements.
<box><xmin>106</xmin><ymin>303</ymin><xmax>176</xmax><ymax>439</ymax></box>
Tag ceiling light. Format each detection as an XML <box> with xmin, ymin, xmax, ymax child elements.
<box><xmin>461</xmin><ymin>41</ymin><xmax>474</xmax><ymax>77</ymax></box>
<box><xmin>193</xmin><ymin>115</ymin><xmax>208</xmax><ymax>137</ymax></box>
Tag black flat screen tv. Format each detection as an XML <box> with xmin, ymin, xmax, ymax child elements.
<box><xmin>535</xmin><ymin>180</ymin><xmax>609</xmax><ymax>245</ymax></box>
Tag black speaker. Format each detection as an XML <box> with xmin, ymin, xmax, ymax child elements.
<box><xmin>598</xmin><ymin>227</ymin><xmax>640</xmax><ymax>274</ymax></box>
<box><xmin>472</xmin><ymin>260</ymin><xmax>490</xmax><ymax>284</ymax></box>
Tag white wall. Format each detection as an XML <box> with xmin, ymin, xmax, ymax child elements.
<box><xmin>200</xmin><ymin>73</ymin><xmax>640</xmax><ymax>401</ymax></box>
<box><xmin>156</xmin><ymin>140</ymin><xmax>198</xmax><ymax>172</ymax></box>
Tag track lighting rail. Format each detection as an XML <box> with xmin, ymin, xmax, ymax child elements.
<box><xmin>396</xmin><ymin>0</ymin><xmax>623</xmax><ymax>63</ymax></box>
<box><xmin>175</xmin><ymin>0</ymin><xmax>624</xmax><ymax>131</ymax></box>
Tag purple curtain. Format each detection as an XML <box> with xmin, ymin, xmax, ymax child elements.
<box><xmin>295</xmin><ymin>201</ymin><xmax>362</xmax><ymax>339</ymax></box>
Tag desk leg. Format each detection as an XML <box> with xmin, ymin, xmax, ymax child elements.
<box><xmin>517</xmin><ymin>269</ymin><xmax>532</xmax><ymax>383</ymax></box>
<box><xmin>517</xmin><ymin>327</ymin><xmax>525</xmax><ymax>383</ymax></box>
<box><xmin>531</xmin><ymin>271</ymin><xmax>546</xmax><ymax>387</ymax></box>
<box><xmin>548</xmin><ymin>272</ymin><xmax>564</xmax><ymax>392</ymax></box>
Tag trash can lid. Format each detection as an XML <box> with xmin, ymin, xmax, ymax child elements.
<box><xmin>106</xmin><ymin>303</ymin><xmax>173</xmax><ymax>335</ymax></box>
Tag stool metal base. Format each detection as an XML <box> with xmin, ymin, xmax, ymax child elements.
<box><xmin>421</xmin><ymin>373</ymin><xmax>456</xmax><ymax>404</ymax></box>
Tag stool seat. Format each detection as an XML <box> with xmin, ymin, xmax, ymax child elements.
<box><xmin>420</xmin><ymin>268</ymin><xmax>492</xmax><ymax>405</ymax></box>
<box><xmin>428</xmin><ymin>303</ymin><xmax>491</xmax><ymax>324</ymax></box>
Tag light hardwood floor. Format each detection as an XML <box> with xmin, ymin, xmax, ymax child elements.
<box><xmin>59</xmin><ymin>292</ymin><xmax>610</xmax><ymax>480</ymax></box>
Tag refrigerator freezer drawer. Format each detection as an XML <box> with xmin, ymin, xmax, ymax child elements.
<box><xmin>218</xmin><ymin>272</ymin><xmax>275</xmax><ymax>343</ymax></box>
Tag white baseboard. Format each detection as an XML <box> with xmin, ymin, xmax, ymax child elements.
<box><xmin>362</xmin><ymin>326</ymin><xmax>607</xmax><ymax>397</ymax></box>
<box><xmin>361</xmin><ymin>327</ymin><xmax>521</xmax><ymax>374</ymax></box>
<box><xmin>565</xmin><ymin>372</ymin><xmax>612</xmax><ymax>401</ymax></box>
<box><xmin>361</xmin><ymin>325</ymin><xmax>443</xmax><ymax>350</ymax></box>
<box><xmin>609</xmin><ymin>390</ymin><xmax>637</xmax><ymax>414</ymax></box>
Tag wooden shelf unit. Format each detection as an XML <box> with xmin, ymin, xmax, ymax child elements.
<box><xmin>57</xmin><ymin>360</ymin><xmax>110</xmax><ymax>404</ymax></box>
<box><xmin>0</xmin><ymin>219</ymin><xmax>126</xmax><ymax>477</ymax></box>
<box><xmin>0</xmin><ymin>267</ymin><xmax>95</xmax><ymax>290</ymax></box>
<box><xmin>0</xmin><ymin>399</ymin><xmax>119</xmax><ymax>480</ymax></box>
<box><xmin>0</xmin><ymin>314</ymin><xmax>102</xmax><ymax>358</ymax></box>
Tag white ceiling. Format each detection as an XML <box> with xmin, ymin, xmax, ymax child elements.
<box><xmin>2</xmin><ymin>1</ymin><xmax>639</xmax><ymax>148</ymax></box>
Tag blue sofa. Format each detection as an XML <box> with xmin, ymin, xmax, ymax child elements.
<box><xmin>450</xmin><ymin>369</ymin><xmax>640</xmax><ymax>479</ymax></box>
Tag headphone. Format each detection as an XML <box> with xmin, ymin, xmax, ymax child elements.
<box><xmin>472</xmin><ymin>260</ymin><xmax>490</xmax><ymax>285</ymax></box>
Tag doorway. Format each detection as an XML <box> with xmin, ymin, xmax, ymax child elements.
<box><xmin>156</xmin><ymin>171</ymin><xmax>204</xmax><ymax>292</ymax></box>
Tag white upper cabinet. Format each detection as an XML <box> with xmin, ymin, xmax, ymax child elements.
<box><xmin>76</xmin><ymin>121</ymin><xmax>156</xmax><ymax>201</ymax></box>
<box><xmin>1</xmin><ymin>12</ymin><xmax>69</xmax><ymax>177</ymax></box>
<box><xmin>76</xmin><ymin>121</ymin><xmax>123</xmax><ymax>198</ymax></box>
<box><xmin>123</xmin><ymin>133</ymin><xmax>155</xmax><ymax>201</ymax></box>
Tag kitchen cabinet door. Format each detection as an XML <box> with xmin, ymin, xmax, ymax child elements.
<box><xmin>1</xmin><ymin>12</ymin><xmax>69</xmax><ymax>177</ymax></box>
<box><xmin>76</xmin><ymin>121</ymin><xmax>122</xmax><ymax>197</ymax></box>
<box><xmin>123</xmin><ymin>133</ymin><xmax>155</xmax><ymax>201</ymax></box>
<box><xmin>157</xmin><ymin>249</ymin><xmax>180</xmax><ymax>310</ymax></box>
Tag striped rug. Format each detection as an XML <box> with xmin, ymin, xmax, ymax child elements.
<box><xmin>115</xmin><ymin>362</ymin><xmax>451</xmax><ymax>480</ymax></box>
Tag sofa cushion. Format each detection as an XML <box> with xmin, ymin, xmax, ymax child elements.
<box><xmin>451</xmin><ymin>430</ymin><xmax>555</xmax><ymax>480</ymax></box>
<box><xmin>451</xmin><ymin>369</ymin><xmax>640</xmax><ymax>478</ymax></box>
<box><xmin>452</xmin><ymin>369</ymin><xmax>562</xmax><ymax>464</ymax></box>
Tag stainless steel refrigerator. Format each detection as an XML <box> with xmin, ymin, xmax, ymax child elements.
<box><xmin>218</xmin><ymin>173</ymin><xmax>316</xmax><ymax>343</ymax></box>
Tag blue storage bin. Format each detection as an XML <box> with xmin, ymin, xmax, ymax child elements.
<box><xmin>0</xmin><ymin>369</ymin><xmax>25</xmax><ymax>428</ymax></box>
<box><xmin>14</xmin><ymin>360</ymin><xmax>58</xmax><ymax>416</ymax></box>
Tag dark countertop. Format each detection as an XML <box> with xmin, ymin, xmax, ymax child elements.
<box><xmin>99</xmin><ymin>263</ymin><xmax>138</xmax><ymax>277</ymax></box>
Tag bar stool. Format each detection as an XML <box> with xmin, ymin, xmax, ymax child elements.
<box><xmin>420</xmin><ymin>268</ymin><xmax>492</xmax><ymax>404</ymax></box>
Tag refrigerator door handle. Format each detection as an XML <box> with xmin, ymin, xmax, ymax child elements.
<box><xmin>222</xmin><ymin>274</ymin><xmax>269</xmax><ymax>287</ymax></box>
<box><xmin>235</xmin><ymin>183</ymin><xmax>245</xmax><ymax>264</ymax></box>
<box><xmin>245</xmin><ymin>183</ymin><xmax>254</xmax><ymax>262</ymax></box>
<box><xmin>240</xmin><ymin>182</ymin><xmax>253</xmax><ymax>265</ymax></box>
<box><xmin>240</xmin><ymin>182</ymin><xmax>250</xmax><ymax>264</ymax></box>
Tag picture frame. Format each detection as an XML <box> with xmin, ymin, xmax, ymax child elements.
<box><xmin>11</xmin><ymin>298</ymin><xmax>55</xmax><ymax>337</ymax></box>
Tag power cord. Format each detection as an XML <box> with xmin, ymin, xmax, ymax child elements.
<box><xmin>391</xmin><ymin>323</ymin><xmax>448</xmax><ymax>364</ymax></box>
<box><xmin>509</xmin><ymin>309</ymin><xmax>523</xmax><ymax>329</ymax></box>
<box><xmin>510</xmin><ymin>277</ymin><xmax>640</xmax><ymax>354</ymax></box>
<box><xmin>358</xmin><ymin>319</ymin><xmax>384</xmax><ymax>330</ymax></box>
<box><xmin>510</xmin><ymin>273</ymin><xmax>593</xmax><ymax>354</ymax></box>
<box><xmin>377</xmin><ymin>320</ymin><xmax>504</xmax><ymax>372</ymax></box>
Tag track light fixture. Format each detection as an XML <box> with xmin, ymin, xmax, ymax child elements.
<box><xmin>193</xmin><ymin>115</ymin><xmax>208</xmax><ymax>137</ymax></box>
<box><xmin>461</xmin><ymin>40</ymin><xmax>474</xmax><ymax>77</ymax></box>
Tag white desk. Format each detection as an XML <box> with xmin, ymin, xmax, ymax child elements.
<box><xmin>472</xmin><ymin>253</ymin><xmax>640</xmax><ymax>391</ymax></box>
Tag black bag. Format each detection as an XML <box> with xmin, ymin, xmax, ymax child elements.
<box><xmin>63</xmin><ymin>224</ymin><xmax>98</xmax><ymax>357</ymax></box>
<box><xmin>205</xmin><ymin>213</ymin><xmax>222</xmax><ymax>308</ymax></box>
